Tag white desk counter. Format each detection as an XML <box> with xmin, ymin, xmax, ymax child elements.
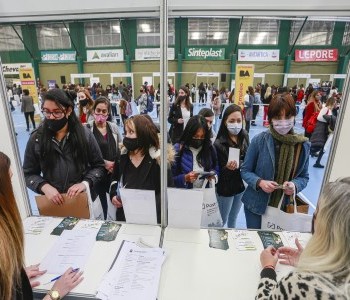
<box><xmin>24</xmin><ymin>217</ymin><xmax>162</xmax><ymax>299</ymax></box>
<box><xmin>158</xmin><ymin>228</ymin><xmax>311</xmax><ymax>300</ymax></box>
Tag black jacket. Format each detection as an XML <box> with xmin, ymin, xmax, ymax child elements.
<box><xmin>23</xmin><ymin>126</ymin><xmax>105</xmax><ymax>195</ymax></box>
<box><xmin>310</xmin><ymin>120</ymin><xmax>328</xmax><ymax>149</ymax></box>
<box><xmin>167</xmin><ymin>103</ymin><xmax>193</xmax><ymax>144</ymax></box>
<box><xmin>214</xmin><ymin>130</ymin><xmax>249</xmax><ymax>196</ymax></box>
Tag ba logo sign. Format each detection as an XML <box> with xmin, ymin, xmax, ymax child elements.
<box><xmin>23</xmin><ymin>73</ymin><xmax>32</xmax><ymax>79</ymax></box>
<box><xmin>239</xmin><ymin>70</ymin><xmax>250</xmax><ymax>77</ymax></box>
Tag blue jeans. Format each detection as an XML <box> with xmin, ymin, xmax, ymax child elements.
<box><xmin>213</xmin><ymin>115</ymin><xmax>221</xmax><ymax>133</ymax></box>
<box><xmin>244</xmin><ymin>205</ymin><xmax>262</xmax><ymax>229</ymax></box>
<box><xmin>217</xmin><ymin>192</ymin><xmax>243</xmax><ymax>228</ymax></box>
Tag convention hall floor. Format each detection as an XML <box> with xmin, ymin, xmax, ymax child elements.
<box><xmin>12</xmin><ymin>102</ymin><xmax>325</xmax><ymax>229</ymax></box>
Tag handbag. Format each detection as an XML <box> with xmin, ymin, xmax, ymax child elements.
<box><xmin>286</xmin><ymin>195</ymin><xmax>309</xmax><ymax>214</ymax></box>
<box><xmin>261</xmin><ymin>193</ymin><xmax>313</xmax><ymax>232</ymax></box>
<box><xmin>305</xmin><ymin>111</ymin><xmax>319</xmax><ymax>133</ymax></box>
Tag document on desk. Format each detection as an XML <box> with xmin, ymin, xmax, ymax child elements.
<box><xmin>23</xmin><ymin>217</ymin><xmax>53</xmax><ymax>235</ymax></box>
<box><xmin>96</xmin><ymin>240</ymin><xmax>166</xmax><ymax>300</ymax></box>
<box><xmin>119</xmin><ymin>188</ymin><xmax>157</xmax><ymax>225</ymax></box>
<box><xmin>40</xmin><ymin>229</ymin><xmax>95</xmax><ymax>274</ymax></box>
<box><xmin>228</xmin><ymin>147</ymin><xmax>240</xmax><ymax>167</ymax></box>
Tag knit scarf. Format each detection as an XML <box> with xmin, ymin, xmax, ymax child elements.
<box><xmin>269</xmin><ymin>126</ymin><xmax>308</xmax><ymax>207</ymax></box>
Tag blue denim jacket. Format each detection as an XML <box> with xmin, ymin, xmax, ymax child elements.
<box><xmin>241</xmin><ymin>131</ymin><xmax>310</xmax><ymax>215</ymax></box>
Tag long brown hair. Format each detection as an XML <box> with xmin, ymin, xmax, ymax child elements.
<box><xmin>0</xmin><ymin>152</ymin><xmax>24</xmax><ymax>300</ymax></box>
<box><xmin>78</xmin><ymin>88</ymin><xmax>94</xmax><ymax>117</ymax></box>
<box><xmin>175</xmin><ymin>86</ymin><xmax>191</xmax><ymax>110</ymax></box>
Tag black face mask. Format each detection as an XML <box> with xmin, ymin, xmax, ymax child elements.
<box><xmin>45</xmin><ymin>117</ymin><xmax>68</xmax><ymax>133</ymax></box>
<box><xmin>80</xmin><ymin>99</ymin><xmax>88</xmax><ymax>107</ymax></box>
<box><xmin>123</xmin><ymin>137</ymin><xmax>139</xmax><ymax>151</ymax></box>
<box><xmin>177</xmin><ymin>95</ymin><xmax>186</xmax><ymax>101</ymax></box>
<box><xmin>190</xmin><ymin>138</ymin><xmax>204</xmax><ymax>149</ymax></box>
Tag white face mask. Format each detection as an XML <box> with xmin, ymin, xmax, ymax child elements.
<box><xmin>227</xmin><ymin>122</ymin><xmax>242</xmax><ymax>135</ymax></box>
<box><xmin>272</xmin><ymin>118</ymin><xmax>294</xmax><ymax>135</ymax></box>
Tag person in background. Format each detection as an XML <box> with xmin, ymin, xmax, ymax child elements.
<box><xmin>328</xmin><ymin>85</ymin><xmax>338</xmax><ymax>99</ymax></box>
<box><xmin>87</xmin><ymin>97</ymin><xmax>121</xmax><ymax>219</ymax></box>
<box><xmin>310</xmin><ymin>97</ymin><xmax>336</xmax><ymax>168</ymax></box>
<box><xmin>251</xmin><ymin>86</ymin><xmax>261</xmax><ymax>126</ymax></box>
<box><xmin>138</xmin><ymin>86</ymin><xmax>148</xmax><ymax>114</ymax></box>
<box><xmin>23</xmin><ymin>89</ymin><xmax>105</xmax><ymax>207</ymax></box>
<box><xmin>256</xmin><ymin>177</ymin><xmax>350</xmax><ymax>299</ymax></box>
<box><xmin>172</xmin><ymin>115</ymin><xmax>218</xmax><ymax>189</ymax></box>
<box><xmin>168</xmin><ymin>86</ymin><xmax>193</xmax><ymax>144</ymax></box>
<box><xmin>0</xmin><ymin>151</ymin><xmax>84</xmax><ymax>300</ymax></box>
<box><xmin>21</xmin><ymin>89</ymin><xmax>36</xmax><ymax>132</ymax></box>
<box><xmin>198</xmin><ymin>82</ymin><xmax>205</xmax><ymax>105</ymax></box>
<box><xmin>191</xmin><ymin>83</ymin><xmax>196</xmax><ymax>102</ymax></box>
<box><xmin>211</xmin><ymin>88</ymin><xmax>221</xmax><ymax>133</ymax></box>
<box><xmin>110</xmin><ymin>115</ymin><xmax>174</xmax><ymax>223</ymax></box>
<box><xmin>119</xmin><ymin>90</ymin><xmax>130</xmax><ymax>126</ymax></box>
<box><xmin>244</xmin><ymin>86</ymin><xmax>254</xmax><ymax>133</ymax></box>
<box><xmin>77</xmin><ymin>88</ymin><xmax>94</xmax><ymax>124</ymax></box>
<box><xmin>214</xmin><ymin>104</ymin><xmax>249</xmax><ymax>228</ymax></box>
<box><xmin>302</xmin><ymin>90</ymin><xmax>322</xmax><ymax>138</ymax></box>
<box><xmin>241</xmin><ymin>93</ymin><xmax>310</xmax><ymax>229</ymax></box>
<box><xmin>262</xmin><ymin>86</ymin><xmax>272</xmax><ymax>127</ymax></box>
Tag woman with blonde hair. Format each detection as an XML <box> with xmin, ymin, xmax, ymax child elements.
<box><xmin>0</xmin><ymin>151</ymin><xmax>83</xmax><ymax>300</ymax></box>
<box><xmin>262</xmin><ymin>86</ymin><xmax>272</xmax><ymax>127</ymax></box>
<box><xmin>256</xmin><ymin>177</ymin><xmax>350</xmax><ymax>299</ymax></box>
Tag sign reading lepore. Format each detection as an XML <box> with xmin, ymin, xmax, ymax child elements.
<box><xmin>41</xmin><ymin>51</ymin><xmax>76</xmax><ymax>63</ymax></box>
<box><xmin>135</xmin><ymin>48</ymin><xmax>175</xmax><ymax>60</ymax></box>
<box><xmin>295</xmin><ymin>49</ymin><xmax>338</xmax><ymax>62</ymax></box>
<box><xmin>3</xmin><ymin>63</ymin><xmax>32</xmax><ymax>75</ymax></box>
<box><xmin>238</xmin><ymin>49</ymin><xmax>279</xmax><ymax>62</ymax></box>
<box><xmin>234</xmin><ymin>64</ymin><xmax>255</xmax><ymax>108</ymax></box>
<box><xmin>87</xmin><ymin>49</ymin><xmax>124</xmax><ymax>62</ymax></box>
<box><xmin>185</xmin><ymin>47</ymin><xmax>225</xmax><ymax>60</ymax></box>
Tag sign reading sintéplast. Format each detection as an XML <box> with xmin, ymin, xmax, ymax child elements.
<box><xmin>87</xmin><ymin>49</ymin><xmax>124</xmax><ymax>62</ymax></box>
<box><xmin>41</xmin><ymin>51</ymin><xmax>76</xmax><ymax>63</ymax></box>
<box><xmin>185</xmin><ymin>47</ymin><xmax>225</xmax><ymax>60</ymax></box>
<box><xmin>238</xmin><ymin>49</ymin><xmax>279</xmax><ymax>62</ymax></box>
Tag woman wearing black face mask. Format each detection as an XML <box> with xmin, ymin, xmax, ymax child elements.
<box><xmin>172</xmin><ymin>115</ymin><xmax>218</xmax><ymax>189</ymax></box>
<box><xmin>23</xmin><ymin>89</ymin><xmax>105</xmax><ymax>207</ymax></box>
<box><xmin>77</xmin><ymin>88</ymin><xmax>94</xmax><ymax>124</ymax></box>
<box><xmin>168</xmin><ymin>86</ymin><xmax>193</xmax><ymax>144</ymax></box>
<box><xmin>109</xmin><ymin>115</ymin><xmax>174</xmax><ymax>222</ymax></box>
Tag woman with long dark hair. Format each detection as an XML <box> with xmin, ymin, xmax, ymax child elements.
<box><xmin>214</xmin><ymin>104</ymin><xmax>249</xmax><ymax>228</ymax></box>
<box><xmin>172</xmin><ymin>115</ymin><xmax>218</xmax><ymax>189</ymax></box>
<box><xmin>23</xmin><ymin>89</ymin><xmax>105</xmax><ymax>206</ymax></box>
<box><xmin>167</xmin><ymin>86</ymin><xmax>193</xmax><ymax>144</ymax></box>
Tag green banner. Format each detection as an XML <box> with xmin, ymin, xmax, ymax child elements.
<box><xmin>41</xmin><ymin>51</ymin><xmax>76</xmax><ymax>63</ymax></box>
<box><xmin>185</xmin><ymin>47</ymin><xmax>225</xmax><ymax>60</ymax></box>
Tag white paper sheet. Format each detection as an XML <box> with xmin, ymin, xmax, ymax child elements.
<box><xmin>228</xmin><ymin>147</ymin><xmax>240</xmax><ymax>168</ymax></box>
<box><xmin>24</xmin><ymin>217</ymin><xmax>53</xmax><ymax>235</ymax></box>
<box><xmin>119</xmin><ymin>188</ymin><xmax>157</xmax><ymax>225</ymax></box>
<box><xmin>281</xmin><ymin>231</ymin><xmax>311</xmax><ymax>248</ymax></box>
<box><xmin>96</xmin><ymin>240</ymin><xmax>165</xmax><ymax>300</ymax></box>
<box><xmin>167</xmin><ymin>188</ymin><xmax>203</xmax><ymax>229</ymax></box>
<box><xmin>40</xmin><ymin>229</ymin><xmax>96</xmax><ymax>274</ymax></box>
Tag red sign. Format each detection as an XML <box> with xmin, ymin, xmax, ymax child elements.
<box><xmin>295</xmin><ymin>49</ymin><xmax>338</xmax><ymax>62</ymax></box>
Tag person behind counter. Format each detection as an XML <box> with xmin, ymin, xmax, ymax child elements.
<box><xmin>256</xmin><ymin>177</ymin><xmax>350</xmax><ymax>299</ymax></box>
<box><xmin>23</xmin><ymin>88</ymin><xmax>105</xmax><ymax>206</ymax></box>
<box><xmin>0</xmin><ymin>151</ymin><xmax>83</xmax><ymax>300</ymax></box>
<box><xmin>241</xmin><ymin>93</ymin><xmax>310</xmax><ymax>229</ymax></box>
<box><xmin>110</xmin><ymin>115</ymin><xmax>174</xmax><ymax>223</ymax></box>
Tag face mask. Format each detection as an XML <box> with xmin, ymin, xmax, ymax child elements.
<box><xmin>227</xmin><ymin>123</ymin><xmax>242</xmax><ymax>135</ymax></box>
<box><xmin>94</xmin><ymin>114</ymin><xmax>108</xmax><ymax>123</ymax></box>
<box><xmin>45</xmin><ymin>117</ymin><xmax>68</xmax><ymax>133</ymax></box>
<box><xmin>140</xmin><ymin>89</ymin><xmax>144</xmax><ymax>93</ymax></box>
<box><xmin>212</xmin><ymin>93</ymin><xmax>217</xmax><ymax>97</ymax></box>
<box><xmin>190</xmin><ymin>138</ymin><xmax>204</xmax><ymax>149</ymax></box>
<box><xmin>272</xmin><ymin>118</ymin><xmax>294</xmax><ymax>135</ymax></box>
<box><xmin>80</xmin><ymin>99</ymin><xmax>88</xmax><ymax>107</ymax></box>
<box><xmin>177</xmin><ymin>95</ymin><xmax>186</xmax><ymax>101</ymax></box>
<box><xmin>123</xmin><ymin>137</ymin><xmax>139</xmax><ymax>151</ymax></box>
<box><xmin>315</xmin><ymin>95</ymin><xmax>321</xmax><ymax>101</ymax></box>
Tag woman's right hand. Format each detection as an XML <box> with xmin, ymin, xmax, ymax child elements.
<box><xmin>177</xmin><ymin>118</ymin><xmax>184</xmax><ymax>124</ymax></box>
<box><xmin>226</xmin><ymin>160</ymin><xmax>237</xmax><ymax>171</ymax></box>
<box><xmin>50</xmin><ymin>268</ymin><xmax>84</xmax><ymax>298</ymax></box>
<box><xmin>185</xmin><ymin>171</ymin><xmax>199</xmax><ymax>183</ymax></box>
<box><xmin>258</xmin><ymin>180</ymin><xmax>278</xmax><ymax>193</ymax></box>
<box><xmin>41</xmin><ymin>184</ymin><xmax>64</xmax><ymax>205</ymax></box>
<box><xmin>277</xmin><ymin>238</ymin><xmax>303</xmax><ymax>267</ymax></box>
<box><xmin>111</xmin><ymin>196</ymin><xmax>123</xmax><ymax>208</ymax></box>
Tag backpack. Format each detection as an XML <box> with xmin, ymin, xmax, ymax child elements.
<box><xmin>305</xmin><ymin>112</ymin><xmax>319</xmax><ymax>134</ymax></box>
<box><xmin>125</xmin><ymin>102</ymin><xmax>132</xmax><ymax>117</ymax></box>
<box><xmin>147</xmin><ymin>95</ymin><xmax>154</xmax><ymax>112</ymax></box>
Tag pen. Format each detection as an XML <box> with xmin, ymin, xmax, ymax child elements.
<box><xmin>44</xmin><ymin>268</ymin><xmax>79</xmax><ymax>285</ymax></box>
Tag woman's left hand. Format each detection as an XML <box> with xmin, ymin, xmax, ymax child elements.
<box><xmin>260</xmin><ymin>246</ymin><xmax>278</xmax><ymax>269</ymax></box>
<box><xmin>105</xmin><ymin>160</ymin><xmax>115</xmax><ymax>173</ymax></box>
<box><xmin>25</xmin><ymin>264</ymin><xmax>47</xmax><ymax>288</ymax></box>
<box><xmin>283</xmin><ymin>181</ymin><xmax>295</xmax><ymax>196</ymax></box>
<box><xmin>67</xmin><ymin>183</ymin><xmax>86</xmax><ymax>198</ymax></box>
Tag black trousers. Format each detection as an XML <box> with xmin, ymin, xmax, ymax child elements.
<box><xmin>24</xmin><ymin>112</ymin><xmax>35</xmax><ymax>130</ymax></box>
<box><xmin>252</xmin><ymin>105</ymin><xmax>259</xmax><ymax>124</ymax></box>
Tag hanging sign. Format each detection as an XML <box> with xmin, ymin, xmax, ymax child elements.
<box><xmin>234</xmin><ymin>64</ymin><xmax>254</xmax><ymax>108</ymax></box>
<box><xmin>41</xmin><ymin>51</ymin><xmax>76</xmax><ymax>63</ymax></box>
<box><xmin>86</xmin><ymin>49</ymin><xmax>124</xmax><ymax>62</ymax></box>
<box><xmin>185</xmin><ymin>47</ymin><xmax>225</xmax><ymax>60</ymax></box>
<box><xmin>238</xmin><ymin>49</ymin><xmax>279</xmax><ymax>62</ymax></box>
<box><xmin>295</xmin><ymin>49</ymin><xmax>338</xmax><ymax>62</ymax></box>
<box><xmin>2</xmin><ymin>63</ymin><xmax>32</xmax><ymax>75</ymax></box>
<box><xmin>135</xmin><ymin>48</ymin><xmax>175</xmax><ymax>60</ymax></box>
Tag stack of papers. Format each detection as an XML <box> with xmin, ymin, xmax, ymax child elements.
<box><xmin>97</xmin><ymin>240</ymin><xmax>166</xmax><ymax>300</ymax></box>
<box><xmin>231</xmin><ymin>230</ymin><xmax>257</xmax><ymax>251</ymax></box>
<box><xmin>24</xmin><ymin>217</ymin><xmax>52</xmax><ymax>235</ymax></box>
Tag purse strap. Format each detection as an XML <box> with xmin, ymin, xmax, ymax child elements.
<box><xmin>288</xmin><ymin>143</ymin><xmax>302</xmax><ymax>205</ymax></box>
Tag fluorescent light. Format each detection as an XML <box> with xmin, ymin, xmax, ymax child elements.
<box><xmin>191</xmin><ymin>32</ymin><xmax>200</xmax><ymax>39</ymax></box>
<box><xmin>112</xmin><ymin>25</ymin><xmax>120</xmax><ymax>33</ymax></box>
<box><xmin>141</xmin><ymin>23</ymin><xmax>151</xmax><ymax>32</ymax></box>
<box><xmin>253</xmin><ymin>32</ymin><xmax>267</xmax><ymax>44</ymax></box>
<box><xmin>213</xmin><ymin>32</ymin><xmax>223</xmax><ymax>39</ymax></box>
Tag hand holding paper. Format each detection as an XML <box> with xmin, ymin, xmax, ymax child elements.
<box><xmin>228</xmin><ymin>148</ymin><xmax>240</xmax><ymax>169</ymax></box>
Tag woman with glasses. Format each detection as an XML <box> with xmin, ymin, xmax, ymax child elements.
<box><xmin>86</xmin><ymin>97</ymin><xmax>122</xmax><ymax>219</ymax></box>
<box><xmin>23</xmin><ymin>89</ymin><xmax>105</xmax><ymax>207</ymax></box>
<box><xmin>256</xmin><ymin>177</ymin><xmax>350</xmax><ymax>299</ymax></box>
<box><xmin>172</xmin><ymin>115</ymin><xmax>218</xmax><ymax>189</ymax></box>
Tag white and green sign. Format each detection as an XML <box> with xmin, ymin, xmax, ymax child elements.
<box><xmin>185</xmin><ymin>47</ymin><xmax>225</xmax><ymax>60</ymax></box>
<box><xmin>41</xmin><ymin>51</ymin><xmax>76</xmax><ymax>63</ymax></box>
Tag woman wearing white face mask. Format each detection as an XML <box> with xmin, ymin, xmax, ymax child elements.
<box><xmin>241</xmin><ymin>93</ymin><xmax>310</xmax><ymax>229</ymax></box>
<box><xmin>214</xmin><ymin>104</ymin><xmax>250</xmax><ymax>228</ymax></box>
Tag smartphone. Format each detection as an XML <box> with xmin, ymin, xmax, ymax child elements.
<box><xmin>196</xmin><ymin>171</ymin><xmax>215</xmax><ymax>177</ymax></box>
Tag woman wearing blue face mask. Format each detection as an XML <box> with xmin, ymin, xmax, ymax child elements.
<box><xmin>214</xmin><ymin>104</ymin><xmax>250</xmax><ymax>228</ymax></box>
<box><xmin>241</xmin><ymin>93</ymin><xmax>310</xmax><ymax>229</ymax></box>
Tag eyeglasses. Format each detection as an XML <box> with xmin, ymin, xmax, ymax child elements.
<box><xmin>95</xmin><ymin>108</ymin><xmax>108</xmax><ymax>115</ymax></box>
<box><xmin>41</xmin><ymin>109</ymin><xmax>65</xmax><ymax>119</ymax></box>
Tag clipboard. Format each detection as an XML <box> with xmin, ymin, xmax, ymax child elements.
<box><xmin>35</xmin><ymin>192</ymin><xmax>90</xmax><ymax>219</ymax></box>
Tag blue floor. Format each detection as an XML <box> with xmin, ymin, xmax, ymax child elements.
<box><xmin>11</xmin><ymin>102</ymin><xmax>326</xmax><ymax>228</ymax></box>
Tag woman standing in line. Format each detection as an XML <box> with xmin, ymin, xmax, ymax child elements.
<box><xmin>211</xmin><ymin>88</ymin><xmax>221</xmax><ymax>133</ymax></box>
<box><xmin>302</xmin><ymin>90</ymin><xmax>322</xmax><ymax>138</ymax></box>
<box><xmin>244</xmin><ymin>86</ymin><xmax>254</xmax><ymax>133</ymax></box>
<box><xmin>21</xmin><ymin>89</ymin><xmax>36</xmax><ymax>132</ymax></box>
<box><xmin>168</xmin><ymin>86</ymin><xmax>193</xmax><ymax>144</ymax></box>
<box><xmin>214</xmin><ymin>104</ymin><xmax>249</xmax><ymax>228</ymax></box>
<box><xmin>77</xmin><ymin>88</ymin><xmax>94</xmax><ymax>124</ymax></box>
<box><xmin>262</xmin><ymin>86</ymin><xmax>272</xmax><ymax>127</ymax></box>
